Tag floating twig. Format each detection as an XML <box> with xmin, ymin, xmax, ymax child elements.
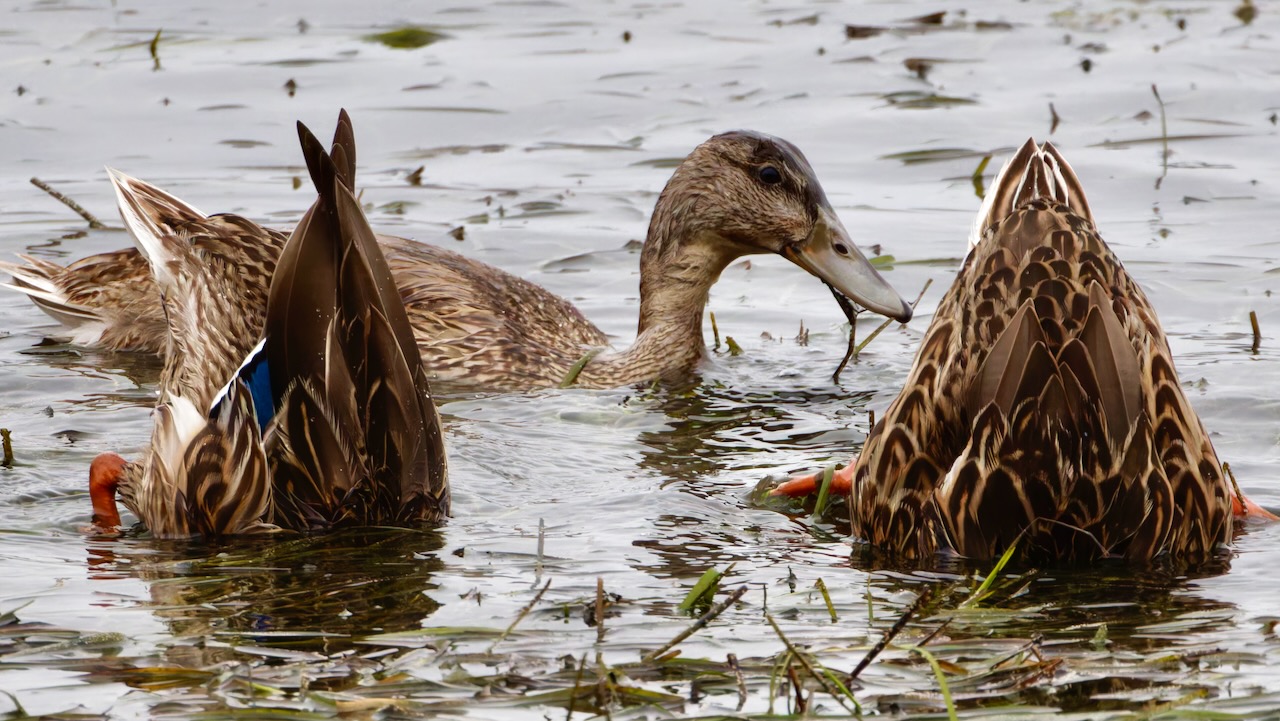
<box><xmin>1152</xmin><ymin>84</ymin><xmax>1169</xmax><ymax>190</ymax></box>
<box><xmin>488</xmin><ymin>579</ymin><xmax>551</xmax><ymax>652</ymax></box>
<box><xmin>595</xmin><ymin>577</ymin><xmax>606</xmax><ymax>644</ymax></box>
<box><xmin>849</xmin><ymin>587</ymin><xmax>932</xmax><ymax>682</ymax></box>
<box><xmin>917</xmin><ymin>617</ymin><xmax>952</xmax><ymax>647</ymax></box>
<box><xmin>0</xmin><ymin>429</ymin><xmax>12</xmax><ymax>468</ymax></box>
<box><xmin>30</xmin><ymin>177</ymin><xmax>106</xmax><ymax>229</ymax></box>
<box><xmin>786</xmin><ymin>665</ymin><xmax>806</xmax><ymax>713</ymax></box>
<box><xmin>1250</xmin><ymin>310</ymin><xmax>1261</xmax><ymax>353</ymax></box>
<box><xmin>727</xmin><ymin>653</ymin><xmax>747</xmax><ymax>711</ymax></box>
<box><xmin>1224</xmin><ymin>461</ymin><xmax>1245</xmax><ymax>511</ymax></box>
<box><xmin>644</xmin><ymin>585</ymin><xmax>747</xmax><ymax>662</ymax></box>
<box><xmin>536</xmin><ymin>518</ymin><xmax>545</xmax><ymax>576</ymax></box>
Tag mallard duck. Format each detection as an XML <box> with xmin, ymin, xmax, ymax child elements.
<box><xmin>88</xmin><ymin>114</ymin><xmax>448</xmax><ymax>538</ymax></box>
<box><xmin>775</xmin><ymin>139</ymin><xmax>1273</xmax><ymax>563</ymax></box>
<box><xmin>3</xmin><ymin>130</ymin><xmax>911</xmax><ymax>391</ymax></box>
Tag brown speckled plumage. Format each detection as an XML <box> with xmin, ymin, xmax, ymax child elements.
<box><xmin>102</xmin><ymin>113</ymin><xmax>448</xmax><ymax>539</ymax></box>
<box><xmin>5</xmin><ymin>131</ymin><xmax>908</xmax><ymax>391</ymax></box>
<box><xmin>848</xmin><ymin>139</ymin><xmax>1231</xmax><ymax>564</ymax></box>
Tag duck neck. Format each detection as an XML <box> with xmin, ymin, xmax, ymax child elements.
<box><xmin>578</xmin><ymin>215</ymin><xmax>741</xmax><ymax>386</ymax></box>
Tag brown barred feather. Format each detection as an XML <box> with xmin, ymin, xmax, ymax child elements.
<box><xmin>108</xmin><ymin>112</ymin><xmax>450</xmax><ymax>539</ymax></box>
<box><xmin>850</xmin><ymin>139</ymin><xmax>1232</xmax><ymax>564</ymax></box>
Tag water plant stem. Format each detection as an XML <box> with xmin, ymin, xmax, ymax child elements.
<box><xmin>644</xmin><ymin>585</ymin><xmax>747</xmax><ymax>662</ymax></box>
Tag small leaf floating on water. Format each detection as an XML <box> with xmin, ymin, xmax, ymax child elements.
<box><xmin>622</xmin><ymin>30</ymin><xmax>632</xmax><ymax>42</ymax></box>
<box><xmin>1081</xmin><ymin>57</ymin><xmax>1093</xmax><ymax>73</ymax></box>
<box><xmin>16</xmin><ymin>85</ymin><xmax>26</xmax><ymax>96</ymax></box>
<box><xmin>1235</xmin><ymin>0</ymin><xmax>1257</xmax><ymax>25</ymax></box>
<box><xmin>1049</xmin><ymin>102</ymin><xmax>1061</xmax><ymax>134</ymax></box>
<box><xmin>449</xmin><ymin>226</ymin><xmax>465</xmax><ymax>241</ymax></box>
<box><xmin>284</xmin><ymin>78</ymin><xmax>298</xmax><ymax>97</ymax></box>
<box><xmin>406</xmin><ymin>165</ymin><xmax>424</xmax><ymax>185</ymax></box>
<box><xmin>1092</xmin><ymin>622</ymin><xmax>1110</xmax><ymax>650</ymax></box>
<box><xmin>364</xmin><ymin>26</ymin><xmax>449</xmax><ymax>50</ymax></box>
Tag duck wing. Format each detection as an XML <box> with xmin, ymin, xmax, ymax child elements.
<box><xmin>264</xmin><ymin>114</ymin><xmax>448</xmax><ymax>529</ymax></box>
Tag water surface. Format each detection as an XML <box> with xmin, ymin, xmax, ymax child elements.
<box><xmin>2</xmin><ymin>1</ymin><xmax>1280</xmax><ymax>717</ymax></box>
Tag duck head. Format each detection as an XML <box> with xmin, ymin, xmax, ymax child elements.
<box><xmin>644</xmin><ymin>131</ymin><xmax>912</xmax><ymax>324</ymax></box>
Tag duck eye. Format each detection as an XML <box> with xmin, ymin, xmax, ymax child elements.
<box><xmin>757</xmin><ymin>165</ymin><xmax>782</xmax><ymax>185</ymax></box>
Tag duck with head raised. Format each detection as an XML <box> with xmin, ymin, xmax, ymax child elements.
<box><xmin>3</xmin><ymin>127</ymin><xmax>910</xmax><ymax>391</ymax></box>
<box><xmin>775</xmin><ymin>139</ymin><xmax>1274</xmax><ymax>564</ymax></box>
<box><xmin>89</xmin><ymin>115</ymin><xmax>448</xmax><ymax>538</ymax></box>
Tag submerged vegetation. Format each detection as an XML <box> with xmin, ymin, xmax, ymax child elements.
<box><xmin>3</xmin><ymin>528</ymin><xmax>1276</xmax><ymax>719</ymax></box>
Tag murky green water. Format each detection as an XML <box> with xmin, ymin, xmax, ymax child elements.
<box><xmin>3</xmin><ymin>1</ymin><xmax>1280</xmax><ymax>718</ymax></box>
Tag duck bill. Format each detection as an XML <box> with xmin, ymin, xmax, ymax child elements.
<box><xmin>782</xmin><ymin>205</ymin><xmax>913</xmax><ymax>323</ymax></box>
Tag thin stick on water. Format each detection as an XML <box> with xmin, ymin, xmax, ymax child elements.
<box><xmin>710</xmin><ymin>312</ymin><xmax>721</xmax><ymax>350</ymax></box>
<box><xmin>832</xmin><ymin>278</ymin><xmax>933</xmax><ymax>382</ymax></box>
<box><xmin>595</xmin><ymin>577</ymin><xmax>606</xmax><ymax>644</ymax></box>
<box><xmin>488</xmin><ymin>579</ymin><xmax>551</xmax><ymax>652</ymax></box>
<box><xmin>727</xmin><ymin>653</ymin><xmax>748</xmax><ymax>711</ymax></box>
<box><xmin>0</xmin><ymin>429</ymin><xmax>12</xmax><ymax>468</ymax></box>
<box><xmin>849</xmin><ymin>588</ymin><xmax>932</xmax><ymax>682</ymax></box>
<box><xmin>536</xmin><ymin>518</ymin><xmax>545</xmax><ymax>576</ymax></box>
<box><xmin>787</xmin><ymin>665</ymin><xmax>806</xmax><ymax>714</ymax></box>
<box><xmin>1152</xmin><ymin>84</ymin><xmax>1170</xmax><ymax>190</ymax></box>
<box><xmin>1224</xmin><ymin>462</ymin><xmax>1246</xmax><ymax>510</ymax></box>
<box><xmin>30</xmin><ymin>177</ymin><xmax>106</xmax><ymax>229</ymax></box>
<box><xmin>643</xmin><ymin>585</ymin><xmax>748</xmax><ymax>662</ymax></box>
<box><xmin>1250</xmin><ymin>311</ymin><xmax>1261</xmax><ymax>354</ymax></box>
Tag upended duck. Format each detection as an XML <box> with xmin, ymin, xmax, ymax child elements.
<box><xmin>89</xmin><ymin>115</ymin><xmax>448</xmax><ymax>538</ymax></box>
<box><xmin>3</xmin><ymin>125</ymin><xmax>911</xmax><ymax>391</ymax></box>
<box><xmin>775</xmin><ymin>139</ymin><xmax>1274</xmax><ymax>564</ymax></box>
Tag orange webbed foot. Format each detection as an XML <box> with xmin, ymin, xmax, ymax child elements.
<box><xmin>89</xmin><ymin>452</ymin><xmax>127</xmax><ymax>531</ymax></box>
<box><xmin>771</xmin><ymin>461</ymin><xmax>855</xmax><ymax>498</ymax></box>
<box><xmin>1232</xmin><ymin>492</ymin><xmax>1280</xmax><ymax>522</ymax></box>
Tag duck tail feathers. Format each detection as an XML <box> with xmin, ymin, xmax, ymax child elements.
<box><xmin>969</xmin><ymin>139</ymin><xmax>1095</xmax><ymax>248</ymax></box>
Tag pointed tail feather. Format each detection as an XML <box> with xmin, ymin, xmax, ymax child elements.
<box><xmin>969</xmin><ymin>139</ymin><xmax>1096</xmax><ymax>248</ymax></box>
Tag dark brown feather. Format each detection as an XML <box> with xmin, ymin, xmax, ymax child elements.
<box><xmin>850</xmin><ymin>139</ymin><xmax>1232</xmax><ymax>565</ymax></box>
